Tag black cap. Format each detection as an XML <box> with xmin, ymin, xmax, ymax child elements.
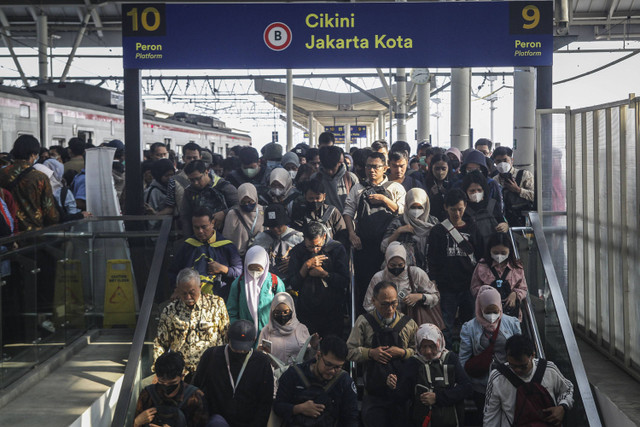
<box><xmin>228</xmin><ymin>320</ymin><xmax>256</xmax><ymax>352</ymax></box>
<box><xmin>263</xmin><ymin>204</ymin><xmax>289</xmax><ymax>227</ymax></box>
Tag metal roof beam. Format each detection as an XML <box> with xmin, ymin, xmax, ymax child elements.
<box><xmin>60</xmin><ymin>9</ymin><xmax>93</xmax><ymax>82</ymax></box>
<box><xmin>0</xmin><ymin>8</ymin><xmax>30</xmax><ymax>87</ymax></box>
<box><xmin>341</xmin><ymin>77</ymin><xmax>390</xmax><ymax>109</ymax></box>
<box><xmin>85</xmin><ymin>0</ymin><xmax>104</xmax><ymax>38</ymax></box>
<box><xmin>376</xmin><ymin>68</ymin><xmax>395</xmax><ymax>102</ymax></box>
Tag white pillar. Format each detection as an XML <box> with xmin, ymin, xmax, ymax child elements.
<box><xmin>345</xmin><ymin>122</ymin><xmax>351</xmax><ymax>152</ymax></box>
<box><xmin>450</xmin><ymin>68</ymin><xmax>471</xmax><ymax>150</ymax></box>
<box><xmin>286</xmin><ymin>69</ymin><xmax>293</xmax><ymax>151</ymax></box>
<box><xmin>396</xmin><ymin>69</ymin><xmax>407</xmax><ymax>141</ymax></box>
<box><xmin>308</xmin><ymin>112</ymin><xmax>314</xmax><ymax>148</ymax></box>
<box><xmin>416</xmin><ymin>77</ymin><xmax>430</xmax><ymax>143</ymax></box>
<box><xmin>37</xmin><ymin>14</ymin><xmax>48</xmax><ymax>84</ymax></box>
<box><xmin>378</xmin><ymin>112</ymin><xmax>385</xmax><ymax>142</ymax></box>
<box><xmin>513</xmin><ymin>67</ymin><xmax>536</xmax><ymax>169</ymax></box>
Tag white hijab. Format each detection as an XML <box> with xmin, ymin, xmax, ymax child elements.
<box><xmin>269</xmin><ymin>168</ymin><xmax>294</xmax><ymax>198</ymax></box>
<box><xmin>244</xmin><ymin>246</ymin><xmax>270</xmax><ymax>331</ymax></box>
<box><xmin>415</xmin><ymin>323</ymin><xmax>446</xmax><ymax>362</ymax></box>
<box><xmin>383</xmin><ymin>241</ymin><xmax>409</xmax><ymax>282</ymax></box>
<box><xmin>403</xmin><ymin>188</ymin><xmax>433</xmax><ymax>238</ymax></box>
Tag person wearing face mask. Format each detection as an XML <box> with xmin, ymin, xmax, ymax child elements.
<box><xmin>312</xmin><ymin>145</ymin><xmax>358</xmax><ymax>213</ymax></box>
<box><xmin>222</xmin><ymin>183</ymin><xmax>264</xmax><ymax>257</ymax></box>
<box><xmin>290</xmin><ymin>179</ymin><xmax>347</xmax><ymax>245</ymax></box>
<box><xmin>144</xmin><ymin>159</ymin><xmax>175</xmax><ymax>215</ymax></box>
<box><xmin>261</xmin><ymin>142</ymin><xmax>284</xmax><ymax>186</ymax></box>
<box><xmin>134</xmin><ymin>352</ymin><xmax>209</xmax><ymax>427</ymax></box>
<box><xmin>287</xmin><ymin>221</ymin><xmax>350</xmax><ymax>339</ymax></box>
<box><xmin>259</xmin><ymin>168</ymin><xmax>300</xmax><ymax>214</ymax></box>
<box><xmin>459</xmin><ymin>285</ymin><xmax>521</xmax><ymax>413</ymax></box>
<box><xmin>462</xmin><ymin>170</ymin><xmax>509</xmax><ymax>253</ymax></box>
<box><xmin>257</xmin><ymin>292</ymin><xmax>319</xmax><ymax>370</ymax></box>
<box><xmin>153</xmin><ymin>268</ymin><xmax>230</xmax><ymax>381</ymax></box>
<box><xmin>347</xmin><ymin>281</ymin><xmax>418</xmax><ymax>427</ymax></box>
<box><xmin>382</xmin><ymin>188</ymin><xmax>439</xmax><ymax>271</ymax></box>
<box><xmin>491</xmin><ymin>146</ymin><xmax>535</xmax><ymax>227</ymax></box>
<box><xmin>423</xmin><ymin>153</ymin><xmax>452</xmax><ymax>221</ymax></box>
<box><xmin>453</xmin><ymin>148</ymin><xmax>504</xmax><ymax>210</ymax></box>
<box><xmin>363</xmin><ymin>243</ymin><xmax>441</xmax><ymax>327</ymax></box>
<box><xmin>386</xmin><ymin>323</ymin><xmax>472</xmax><ymax>427</ymax></box>
<box><xmin>227</xmin><ymin>146</ymin><xmax>268</xmax><ymax>191</ymax></box>
<box><xmin>226</xmin><ymin>245</ymin><xmax>286</xmax><ymax>337</ymax></box>
<box><xmin>471</xmin><ymin>232</ymin><xmax>528</xmax><ymax>320</ymax></box>
<box><xmin>281</xmin><ymin>151</ymin><xmax>300</xmax><ymax>181</ymax></box>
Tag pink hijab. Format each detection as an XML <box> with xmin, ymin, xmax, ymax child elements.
<box><xmin>415</xmin><ymin>323</ymin><xmax>446</xmax><ymax>361</ymax></box>
<box><xmin>475</xmin><ymin>285</ymin><xmax>503</xmax><ymax>332</ymax></box>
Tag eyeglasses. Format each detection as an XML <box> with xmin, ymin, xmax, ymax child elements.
<box><xmin>365</xmin><ymin>164</ymin><xmax>385</xmax><ymax>170</ymax></box>
<box><xmin>377</xmin><ymin>300</ymin><xmax>398</xmax><ymax>308</ymax></box>
<box><xmin>320</xmin><ymin>355</ymin><xmax>343</xmax><ymax>371</ymax></box>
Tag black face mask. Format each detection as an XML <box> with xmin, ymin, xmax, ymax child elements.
<box><xmin>273</xmin><ymin>313</ymin><xmax>293</xmax><ymax>325</ymax></box>
<box><xmin>159</xmin><ymin>382</ymin><xmax>180</xmax><ymax>395</ymax></box>
<box><xmin>388</xmin><ymin>267</ymin><xmax>404</xmax><ymax>277</ymax></box>
<box><xmin>307</xmin><ymin>201</ymin><xmax>324</xmax><ymax>213</ymax></box>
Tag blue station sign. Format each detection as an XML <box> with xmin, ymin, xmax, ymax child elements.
<box><xmin>122</xmin><ymin>2</ymin><xmax>553</xmax><ymax>69</ymax></box>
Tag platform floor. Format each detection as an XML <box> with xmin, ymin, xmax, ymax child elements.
<box><xmin>0</xmin><ymin>330</ymin><xmax>130</xmax><ymax>426</ymax></box>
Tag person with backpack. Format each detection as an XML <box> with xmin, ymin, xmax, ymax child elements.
<box><xmin>222</xmin><ymin>183</ymin><xmax>264</xmax><ymax>257</ymax></box>
<box><xmin>459</xmin><ymin>285</ymin><xmax>521</xmax><ymax>413</ymax></box>
<box><xmin>145</xmin><ymin>158</ymin><xmax>175</xmax><ymax>214</ymax></box>
<box><xmin>471</xmin><ymin>232</ymin><xmax>528</xmax><ymax>320</ymax></box>
<box><xmin>252</xmin><ymin>204</ymin><xmax>304</xmax><ymax>278</ymax></box>
<box><xmin>287</xmin><ymin>221</ymin><xmax>350</xmax><ymax>339</ymax></box>
<box><xmin>491</xmin><ymin>146</ymin><xmax>535</xmax><ymax>227</ymax></box>
<box><xmin>227</xmin><ymin>245</ymin><xmax>286</xmax><ymax>338</ymax></box>
<box><xmin>0</xmin><ymin>135</ymin><xmax>59</xmax><ymax>231</ymax></box>
<box><xmin>344</xmin><ymin>151</ymin><xmax>406</xmax><ymax>315</ymax></box>
<box><xmin>313</xmin><ymin>145</ymin><xmax>359</xmax><ymax>213</ymax></box>
<box><xmin>347</xmin><ymin>281</ymin><xmax>418</xmax><ymax>427</ymax></box>
<box><xmin>181</xmin><ymin>160</ymin><xmax>238</xmax><ymax>236</ymax></box>
<box><xmin>134</xmin><ymin>351</ymin><xmax>208</xmax><ymax>427</ymax></box>
<box><xmin>259</xmin><ymin>168</ymin><xmax>300</xmax><ymax>214</ymax></box>
<box><xmin>485</xmin><ymin>334</ymin><xmax>574</xmax><ymax>426</ymax></box>
<box><xmin>386</xmin><ymin>323</ymin><xmax>472</xmax><ymax>427</ymax></box>
<box><xmin>462</xmin><ymin>170</ymin><xmax>508</xmax><ymax>254</ymax></box>
<box><xmin>274</xmin><ymin>335</ymin><xmax>358</xmax><ymax>427</ymax></box>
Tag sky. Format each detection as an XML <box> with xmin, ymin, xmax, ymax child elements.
<box><xmin>1</xmin><ymin>40</ymin><xmax>640</xmax><ymax>154</ymax></box>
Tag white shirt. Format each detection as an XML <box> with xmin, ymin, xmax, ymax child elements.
<box><xmin>342</xmin><ymin>177</ymin><xmax>406</xmax><ymax>218</ymax></box>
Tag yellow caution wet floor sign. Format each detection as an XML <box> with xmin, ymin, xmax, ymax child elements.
<box><xmin>103</xmin><ymin>259</ymin><xmax>137</xmax><ymax>328</ymax></box>
<box><xmin>53</xmin><ymin>259</ymin><xmax>85</xmax><ymax>329</ymax></box>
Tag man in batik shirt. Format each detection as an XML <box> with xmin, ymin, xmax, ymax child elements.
<box><xmin>153</xmin><ymin>268</ymin><xmax>229</xmax><ymax>381</ymax></box>
<box><xmin>0</xmin><ymin>135</ymin><xmax>58</xmax><ymax>231</ymax></box>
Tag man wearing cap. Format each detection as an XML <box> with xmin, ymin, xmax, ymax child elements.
<box><xmin>193</xmin><ymin>320</ymin><xmax>274</xmax><ymax>427</ymax></box>
<box><xmin>251</xmin><ymin>204</ymin><xmax>303</xmax><ymax>278</ymax></box>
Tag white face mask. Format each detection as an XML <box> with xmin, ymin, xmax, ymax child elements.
<box><xmin>496</xmin><ymin>162</ymin><xmax>511</xmax><ymax>174</ymax></box>
<box><xmin>409</xmin><ymin>208</ymin><xmax>424</xmax><ymax>219</ymax></box>
<box><xmin>288</xmin><ymin>170</ymin><xmax>297</xmax><ymax>180</ymax></box>
<box><xmin>492</xmin><ymin>253</ymin><xmax>509</xmax><ymax>264</ymax></box>
<box><xmin>271</xmin><ymin>188</ymin><xmax>284</xmax><ymax>197</ymax></box>
<box><xmin>469</xmin><ymin>192</ymin><xmax>484</xmax><ymax>203</ymax></box>
<box><xmin>249</xmin><ymin>269</ymin><xmax>263</xmax><ymax>280</ymax></box>
<box><xmin>483</xmin><ymin>312</ymin><xmax>500</xmax><ymax>324</ymax></box>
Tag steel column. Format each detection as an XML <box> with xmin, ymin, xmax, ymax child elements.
<box><xmin>450</xmin><ymin>68</ymin><xmax>471</xmax><ymax>150</ymax></box>
<box><xmin>308</xmin><ymin>112</ymin><xmax>314</xmax><ymax>147</ymax></box>
<box><xmin>416</xmin><ymin>76</ymin><xmax>430</xmax><ymax>143</ymax></box>
<box><xmin>60</xmin><ymin>11</ymin><xmax>92</xmax><ymax>83</ymax></box>
<box><xmin>345</xmin><ymin>122</ymin><xmax>351</xmax><ymax>152</ymax></box>
<box><xmin>36</xmin><ymin>14</ymin><xmax>48</xmax><ymax>84</ymax></box>
<box><xmin>286</xmin><ymin>69</ymin><xmax>294</xmax><ymax>152</ymax></box>
<box><xmin>378</xmin><ymin>112</ymin><xmax>385</xmax><ymax>141</ymax></box>
<box><xmin>396</xmin><ymin>69</ymin><xmax>407</xmax><ymax>141</ymax></box>
<box><xmin>124</xmin><ymin>68</ymin><xmax>144</xmax><ymax>216</ymax></box>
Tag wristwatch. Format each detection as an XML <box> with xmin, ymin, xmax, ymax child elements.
<box><xmin>421</xmin><ymin>294</ymin><xmax>427</xmax><ymax>304</ymax></box>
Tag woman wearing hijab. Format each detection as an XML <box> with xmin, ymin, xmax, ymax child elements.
<box><xmin>459</xmin><ymin>285</ymin><xmax>521</xmax><ymax>411</ymax></box>
<box><xmin>387</xmin><ymin>323</ymin><xmax>472</xmax><ymax>427</ymax></box>
<box><xmin>363</xmin><ymin>242</ymin><xmax>440</xmax><ymax>322</ymax></box>
<box><xmin>381</xmin><ymin>188</ymin><xmax>439</xmax><ymax>271</ymax></box>
<box><xmin>257</xmin><ymin>292</ymin><xmax>317</xmax><ymax>365</ymax></box>
<box><xmin>259</xmin><ymin>168</ymin><xmax>300</xmax><ymax>214</ymax></box>
<box><xmin>223</xmin><ymin>183</ymin><xmax>264</xmax><ymax>257</ymax></box>
<box><xmin>37</xmin><ymin>160</ymin><xmax>88</xmax><ymax>222</ymax></box>
<box><xmin>227</xmin><ymin>246</ymin><xmax>286</xmax><ymax>338</ymax></box>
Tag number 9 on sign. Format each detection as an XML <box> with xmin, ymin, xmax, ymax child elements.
<box><xmin>522</xmin><ymin>5</ymin><xmax>540</xmax><ymax>29</ymax></box>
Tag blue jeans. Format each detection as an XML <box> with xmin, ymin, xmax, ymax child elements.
<box><xmin>440</xmin><ymin>290</ymin><xmax>474</xmax><ymax>348</ymax></box>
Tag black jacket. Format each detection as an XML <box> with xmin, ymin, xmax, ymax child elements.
<box><xmin>192</xmin><ymin>345</ymin><xmax>273</xmax><ymax>427</ymax></box>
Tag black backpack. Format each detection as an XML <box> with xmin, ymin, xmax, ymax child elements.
<box><xmin>363</xmin><ymin>313</ymin><xmax>411</xmax><ymax>396</ymax></box>
<box><xmin>186</xmin><ymin>182</ymin><xmax>228</xmax><ymax>214</ymax></box>
<box><xmin>145</xmin><ymin>383</ymin><xmax>198</xmax><ymax>427</ymax></box>
<box><xmin>466</xmin><ymin>198</ymin><xmax>498</xmax><ymax>251</ymax></box>
<box><xmin>296</xmin><ymin>240</ymin><xmax>342</xmax><ymax>315</ymax></box>
<box><xmin>489</xmin><ymin>265</ymin><xmax>520</xmax><ymax>317</ymax></box>
<box><xmin>288</xmin><ymin>364</ymin><xmax>346</xmax><ymax>427</ymax></box>
<box><xmin>503</xmin><ymin>170</ymin><xmax>534</xmax><ymax>227</ymax></box>
<box><xmin>355</xmin><ymin>185</ymin><xmax>395</xmax><ymax>246</ymax></box>
<box><xmin>412</xmin><ymin>350</ymin><xmax>464</xmax><ymax>427</ymax></box>
<box><xmin>495</xmin><ymin>359</ymin><xmax>556</xmax><ymax>426</ymax></box>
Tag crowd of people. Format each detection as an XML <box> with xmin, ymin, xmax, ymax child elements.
<box><xmin>0</xmin><ymin>132</ymin><xmax>575</xmax><ymax>426</ymax></box>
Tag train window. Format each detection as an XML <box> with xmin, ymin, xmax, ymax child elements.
<box><xmin>54</xmin><ymin>111</ymin><xmax>63</xmax><ymax>124</ymax></box>
<box><xmin>78</xmin><ymin>130</ymin><xmax>94</xmax><ymax>145</ymax></box>
<box><xmin>164</xmin><ymin>138</ymin><xmax>172</xmax><ymax>150</ymax></box>
<box><xmin>20</xmin><ymin>104</ymin><xmax>30</xmax><ymax>118</ymax></box>
<box><xmin>52</xmin><ymin>137</ymin><xmax>66</xmax><ymax>146</ymax></box>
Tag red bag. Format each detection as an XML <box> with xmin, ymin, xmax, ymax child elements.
<box><xmin>464</xmin><ymin>318</ymin><xmax>501</xmax><ymax>378</ymax></box>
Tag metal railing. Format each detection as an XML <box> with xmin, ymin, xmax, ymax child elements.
<box><xmin>110</xmin><ymin>217</ymin><xmax>172</xmax><ymax>427</ymax></box>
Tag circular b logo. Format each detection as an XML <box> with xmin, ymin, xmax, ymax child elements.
<box><xmin>264</xmin><ymin>22</ymin><xmax>292</xmax><ymax>51</ymax></box>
